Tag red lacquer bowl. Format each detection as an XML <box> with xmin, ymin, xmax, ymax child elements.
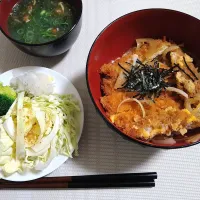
<box><xmin>86</xmin><ymin>9</ymin><xmax>200</xmax><ymax>149</ymax></box>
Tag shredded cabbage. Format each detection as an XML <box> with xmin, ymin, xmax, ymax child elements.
<box><xmin>3</xmin><ymin>117</ymin><xmax>16</xmax><ymax>141</ymax></box>
<box><xmin>16</xmin><ymin>92</ymin><xmax>25</xmax><ymax>160</ymax></box>
<box><xmin>0</xmin><ymin>125</ymin><xmax>14</xmax><ymax>153</ymax></box>
<box><xmin>0</xmin><ymin>92</ymin><xmax>80</xmax><ymax>176</ymax></box>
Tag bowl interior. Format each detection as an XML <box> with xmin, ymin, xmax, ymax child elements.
<box><xmin>0</xmin><ymin>0</ymin><xmax>82</xmax><ymax>42</ymax></box>
<box><xmin>87</xmin><ymin>9</ymin><xmax>200</xmax><ymax>148</ymax></box>
<box><xmin>0</xmin><ymin>0</ymin><xmax>18</xmax><ymax>34</ymax></box>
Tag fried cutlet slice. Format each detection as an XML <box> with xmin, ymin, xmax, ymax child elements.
<box><xmin>101</xmin><ymin>39</ymin><xmax>171</xmax><ymax>96</ymax></box>
<box><xmin>111</xmin><ymin>93</ymin><xmax>198</xmax><ymax>140</ymax></box>
<box><xmin>100</xmin><ymin>39</ymin><xmax>200</xmax><ymax>140</ymax></box>
<box><xmin>100</xmin><ymin>92</ymin><xmax>128</xmax><ymax>115</ymax></box>
<box><xmin>170</xmin><ymin>49</ymin><xmax>200</xmax><ymax>96</ymax></box>
<box><xmin>135</xmin><ymin>38</ymin><xmax>171</xmax><ymax>62</ymax></box>
<box><xmin>100</xmin><ymin>48</ymin><xmax>137</xmax><ymax>95</ymax></box>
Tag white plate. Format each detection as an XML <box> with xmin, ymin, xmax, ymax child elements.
<box><xmin>0</xmin><ymin>66</ymin><xmax>84</xmax><ymax>182</ymax></box>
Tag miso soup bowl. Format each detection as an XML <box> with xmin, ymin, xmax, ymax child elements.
<box><xmin>86</xmin><ymin>9</ymin><xmax>200</xmax><ymax>149</ymax></box>
<box><xmin>0</xmin><ymin>0</ymin><xmax>82</xmax><ymax>57</ymax></box>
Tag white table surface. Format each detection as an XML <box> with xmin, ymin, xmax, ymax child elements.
<box><xmin>1</xmin><ymin>0</ymin><xmax>200</xmax><ymax>199</ymax></box>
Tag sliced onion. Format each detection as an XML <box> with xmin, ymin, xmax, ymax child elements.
<box><xmin>152</xmin><ymin>137</ymin><xmax>176</xmax><ymax>145</ymax></box>
<box><xmin>186</xmin><ymin>134</ymin><xmax>200</xmax><ymax>143</ymax></box>
<box><xmin>162</xmin><ymin>45</ymin><xmax>180</xmax><ymax>60</ymax></box>
<box><xmin>136</xmin><ymin>38</ymin><xmax>169</xmax><ymax>62</ymax></box>
<box><xmin>185</xmin><ymin>100</ymin><xmax>193</xmax><ymax>112</ymax></box>
<box><xmin>132</xmin><ymin>54</ymin><xmax>139</xmax><ymax>66</ymax></box>
<box><xmin>58</xmin><ymin>2</ymin><xmax>65</xmax><ymax>12</ymax></box>
<box><xmin>117</xmin><ymin>98</ymin><xmax>146</xmax><ymax>118</ymax></box>
<box><xmin>185</xmin><ymin>95</ymin><xmax>200</xmax><ymax>113</ymax></box>
<box><xmin>136</xmin><ymin>38</ymin><xmax>154</xmax><ymax>48</ymax></box>
<box><xmin>115</xmin><ymin>54</ymin><xmax>139</xmax><ymax>89</ymax></box>
<box><xmin>166</xmin><ymin>87</ymin><xmax>188</xmax><ymax>99</ymax></box>
<box><xmin>114</xmin><ymin>72</ymin><xmax>127</xmax><ymax>89</ymax></box>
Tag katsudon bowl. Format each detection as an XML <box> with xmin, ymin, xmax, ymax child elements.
<box><xmin>86</xmin><ymin>9</ymin><xmax>200</xmax><ymax>149</ymax></box>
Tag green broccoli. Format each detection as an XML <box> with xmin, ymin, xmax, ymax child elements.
<box><xmin>0</xmin><ymin>83</ymin><xmax>16</xmax><ymax>116</ymax></box>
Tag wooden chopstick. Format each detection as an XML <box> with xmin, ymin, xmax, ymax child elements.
<box><xmin>0</xmin><ymin>181</ymin><xmax>155</xmax><ymax>189</ymax></box>
<box><xmin>0</xmin><ymin>172</ymin><xmax>157</xmax><ymax>189</ymax></box>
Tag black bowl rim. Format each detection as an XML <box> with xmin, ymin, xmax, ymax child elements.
<box><xmin>86</xmin><ymin>8</ymin><xmax>200</xmax><ymax>149</ymax></box>
<box><xmin>0</xmin><ymin>0</ymin><xmax>83</xmax><ymax>46</ymax></box>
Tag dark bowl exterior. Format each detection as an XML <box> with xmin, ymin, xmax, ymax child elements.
<box><xmin>86</xmin><ymin>9</ymin><xmax>200</xmax><ymax>149</ymax></box>
<box><xmin>0</xmin><ymin>0</ymin><xmax>82</xmax><ymax>57</ymax></box>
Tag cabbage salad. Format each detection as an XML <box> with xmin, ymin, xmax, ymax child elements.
<box><xmin>0</xmin><ymin>72</ymin><xmax>80</xmax><ymax>176</ymax></box>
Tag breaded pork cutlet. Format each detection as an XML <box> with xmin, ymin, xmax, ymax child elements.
<box><xmin>100</xmin><ymin>38</ymin><xmax>200</xmax><ymax>140</ymax></box>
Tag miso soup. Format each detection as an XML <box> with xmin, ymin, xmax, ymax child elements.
<box><xmin>8</xmin><ymin>0</ymin><xmax>75</xmax><ymax>44</ymax></box>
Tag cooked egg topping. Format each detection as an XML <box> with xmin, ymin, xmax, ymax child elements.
<box><xmin>100</xmin><ymin>38</ymin><xmax>200</xmax><ymax>140</ymax></box>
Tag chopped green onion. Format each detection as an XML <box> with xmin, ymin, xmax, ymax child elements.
<box><xmin>25</xmin><ymin>38</ymin><xmax>33</xmax><ymax>43</ymax></box>
<box><xmin>26</xmin><ymin>30</ymin><xmax>34</xmax><ymax>38</ymax></box>
<box><xmin>53</xmin><ymin>19</ymin><xmax>61</xmax><ymax>26</ymax></box>
<box><xmin>17</xmin><ymin>29</ymin><xmax>24</xmax><ymax>35</ymax></box>
<box><xmin>40</xmin><ymin>10</ymin><xmax>46</xmax><ymax>15</ymax></box>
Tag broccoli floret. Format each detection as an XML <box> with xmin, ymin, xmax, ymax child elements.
<box><xmin>0</xmin><ymin>83</ymin><xmax>16</xmax><ymax>116</ymax></box>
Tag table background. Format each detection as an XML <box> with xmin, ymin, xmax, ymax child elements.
<box><xmin>0</xmin><ymin>0</ymin><xmax>200</xmax><ymax>199</ymax></box>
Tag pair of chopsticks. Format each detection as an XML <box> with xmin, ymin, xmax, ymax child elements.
<box><xmin>0</xmin><ymin>172</ymin><xmax>157</xmax><ymax>189</ymax></box>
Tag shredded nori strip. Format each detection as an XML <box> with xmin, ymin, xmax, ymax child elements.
<box><xmin>183</xmin><ymin>57</ymin><xmax>198</xmax><ymax>80</ymax></box>
<box><xmin>118</xmin><ymin>57</ymin><xmax>198</xmax><ymax>100</ymax></box>
<box><xmin>175</xmin><ymin>64</ymin><xmax>195</xmax><ymax>82</ymax></box>
<box><xmin>118</xmin><ymin>60</ymin><xmax>177</xmax><ymax>100</ymax></box>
